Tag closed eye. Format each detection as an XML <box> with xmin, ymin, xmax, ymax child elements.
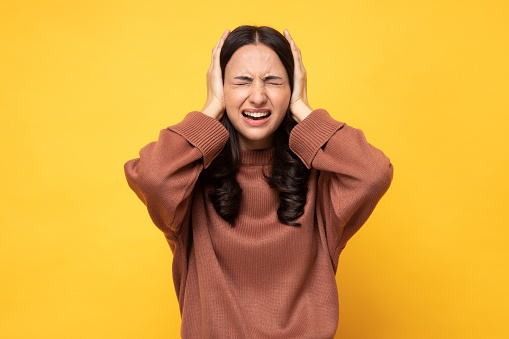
<box><xmin>263</xmin><ymin>75</ymin><xmax>284</xmax><ymax>86</ymax></box>
<box><xmin>232</xmin><ymin>75</ymin><xmax>284</xmax><ymax>86</ymax></box>
<box><xmin>234</xmin><ymin>76</ymin><xmax>253</xmax><ymax>82</ymax></box>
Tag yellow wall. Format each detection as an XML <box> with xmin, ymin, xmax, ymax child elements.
<box><xmin>1</xmin><ymin>1</ymin><xmax>508</xmax><ymax>338</ymax></box>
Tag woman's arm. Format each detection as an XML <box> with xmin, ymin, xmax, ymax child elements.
<box><xmin>124</xmin><ymin>112</ymin><xmax>229</xmax><ymax>239</ymax></box>
<box><xmin>290</xmin><ymin>110</ymin><xmax>393</xmax><ymax>257</ymax></box>
<box><xmin>284</xmin><ymin>31</ymin><xmax>392</xmax><ymax>266</ymax></box>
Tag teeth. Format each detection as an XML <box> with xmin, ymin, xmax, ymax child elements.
<box><xmin>243</xmin><ymin>111</ymin><xmax>270</xmax><ymax>117</ymax></box>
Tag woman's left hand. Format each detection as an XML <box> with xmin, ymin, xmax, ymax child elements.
<box><xmin>284</xmin><ymin>29</ymin><xmax>313</xmax><ymax>123</ymax></box>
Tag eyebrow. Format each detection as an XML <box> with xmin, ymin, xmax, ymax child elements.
<box><xmin>233</xmin><ymin>75</ymin><xmax>284</xmax><ymax>81</ymax></box>
<box><xmin>263</xmin><ymin>75</ymin><xmax>283</xmax><ymax>81</ymax></box>
<box><xmin>234</xmin><ymin>76</ymin><xmax>253</xmax><ymax>81</ymax></box>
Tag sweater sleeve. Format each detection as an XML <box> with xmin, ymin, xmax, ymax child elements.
<box><xmin>124</xmin><ymin>111</ymin><xmax>229</xmax><ymax>242</ymax></box>
<box><xmin>289</xmin><ymin>109</ymin><xmax>393</xmax><ymax>266</ymax></box>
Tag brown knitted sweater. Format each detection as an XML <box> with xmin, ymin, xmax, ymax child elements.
<box><xmin>124</xmin><ymin>109</ymin><xmax>393</xmax><ymax>338</ymax></box>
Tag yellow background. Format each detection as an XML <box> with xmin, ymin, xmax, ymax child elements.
<box><xmin>1</xmin><ymin>0</ymin><xmax>508</xmax><ymax>338</ymax></box>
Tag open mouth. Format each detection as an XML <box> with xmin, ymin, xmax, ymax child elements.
<box><xmin>242</xmin><ymin>111</ymin><xmax>271</xmax><ymax>120</ymax></box>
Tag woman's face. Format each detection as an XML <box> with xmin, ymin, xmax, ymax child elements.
<box><xmin>223</xmin><ymin>44</ymin><xmax>291</xmax><ymax>150</ymax></box>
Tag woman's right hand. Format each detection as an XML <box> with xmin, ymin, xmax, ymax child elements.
<box><xmin>201</xmin><ymin>29</ymin><xmax>230</xmax><ymax>120</ymax></box>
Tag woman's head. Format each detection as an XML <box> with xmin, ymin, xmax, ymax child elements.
<box><xmin>220</xmin><ymin>26</ymin><xmax>294</xmax><ymax>150</ymax></box>
<box><xmin>206</xmin><ymin>26</ymin><xmax>309</xmax><ymax>227</ymax></box>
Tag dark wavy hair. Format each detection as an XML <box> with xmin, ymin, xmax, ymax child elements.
<box><xmin>203</xmin><ymin>25</ymin><xmax>310</xmax><ymax>226</ymax></box>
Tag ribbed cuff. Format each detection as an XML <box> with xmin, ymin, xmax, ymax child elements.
<box><xmin>289</xmin><ymin>109</ymin><xmax>345</xmax><ymax>169</ymax></box>
<box><xmin>168</xmin><ymin>111</ymin><xmax>229</xmax><ymax>168</ymax></box>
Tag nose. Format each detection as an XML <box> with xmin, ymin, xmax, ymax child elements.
<box><xmin>248</xmin><ymin>81</ymin><xmax>268</xmax><ymax>106</ymax></box>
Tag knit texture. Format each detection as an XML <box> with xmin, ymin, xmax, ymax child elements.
<box><xmin>124</xmin><ymin>109</ymin><xmax>393</xmax><ymax>338</ymax></box>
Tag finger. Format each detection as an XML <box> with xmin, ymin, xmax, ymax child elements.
<box><xmin>291</xmin><ymin>41</ymin><xmax>303</xmax><ymax>67</ymax></box>
<box><xmin>284</xmin><ymin>29</ymin><xmax>302</xmax><ymax>58</ymax></box>
<box><xmin>210</xmin><ymin>29</ymin><xmax>229</xmax><ymax>60</ymax></box>
<box><xmin>211</xmin><ymin>29</ymin><xmax>230</xmax><ymax>64</ymax></box>
<box><xmin>216</xmin><ymin>29</ymin><xmax>230</xmax><ymax>56</ymax></box>
<box><xmin>220</xmin><ymin>29</ymin><xmax>230</xmax><ymax>42</ymax></box>
<box><xmin>283</xmin><ymin>28</ymin><xmax>293</xmax><ymax>44</ymax></box>
<box><xmin>284</xmin><ymin>29</ymin><xmax>305</xmax><ymax>74</ymax></box>
<box><xmin>284</xmin><ymin>29</ymin><xmax>300</xmax><ymax>58</ymax></box>
<box><xmin>211</xmin><ymin>40</ymin><xmax>221</xmax><ymax>63</ymax></box>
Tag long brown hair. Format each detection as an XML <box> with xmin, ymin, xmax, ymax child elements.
<box><xmin>203</xmin><ymin>25</ymin><xmax>310</xmax><ymax>226</ymax></box>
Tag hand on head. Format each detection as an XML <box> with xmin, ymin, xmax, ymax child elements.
<box><xmin>201</xmin><ymin>29</ymin><xmax>230</xmax><ymax>120</ymax></box>
<box><xmin>283</xmin><ymin>29</ymin><xmax>313</xmax><ymax>123</ymax></box>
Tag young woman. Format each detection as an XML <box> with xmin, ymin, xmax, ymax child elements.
<box><xmin>125</xmin><ymin>25</ymin><xmax>393</xmax><ymax>338</ymax></box>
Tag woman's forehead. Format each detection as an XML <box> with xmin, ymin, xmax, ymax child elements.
<box><xmin>225</xmin><ymin>44</ymin><xmax>286</xmax><ymax>77</ymax></box>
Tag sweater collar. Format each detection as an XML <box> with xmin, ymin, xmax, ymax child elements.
<box><xmin>239</xmin><ymin>147</ymin><xmax>274</xmax><ymax>166</ymax></box>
